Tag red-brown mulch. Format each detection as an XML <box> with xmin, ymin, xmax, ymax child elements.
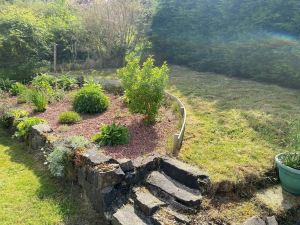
<box><xmin>36</xmin><ymin>95</ymin><xmax>177</xmax><ymax>159</ymax></box>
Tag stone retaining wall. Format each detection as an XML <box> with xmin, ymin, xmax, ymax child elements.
<box><xmin>6</xmin><ymin>121</ymin><xmax>179</xmax><ymax>223</ymax></box>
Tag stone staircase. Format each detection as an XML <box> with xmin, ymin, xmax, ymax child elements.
<box><xmin>111</xmin><ymin>156</ymin><xmax>210</xmax><ymax>225</ymax></box>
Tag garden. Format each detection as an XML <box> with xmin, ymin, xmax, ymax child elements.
<box><xmin>0</xmin><ymin>53</ymin><xmax>180</xmax><ymax>165</ymax></box>
<box><xmin>2</xmin><ymin>0</ymin><xmax>300</xmax><ymax>224</ymax></box>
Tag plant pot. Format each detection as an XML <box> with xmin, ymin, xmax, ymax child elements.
<box><xmin>275</xmin><ymin>153</ymin><xmax>300</xmax><ymax>196</ymax></box>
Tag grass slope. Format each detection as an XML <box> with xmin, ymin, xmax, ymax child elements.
<box><xmin>168</xmin><ymin>66</ymin><xmax>300</xmax><ymax>185</ymax></box>
<box><xmin>0</xmin><ymin>129</ymin><xmax>99</xmax><ymax>225</ymax></box>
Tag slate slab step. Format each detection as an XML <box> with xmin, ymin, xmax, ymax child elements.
<box><xmin>133</xmin><ymin>187</ymin><xmax>166</xmax><ymax>216</ymax></box>
<box><xmin>160</xmin><ymin>156</ymin><xmax>209</xmax><ymax>192</ymax></box>
<box><xmin>151</xmin><ymin>207</ymin><xmax>191</xmax><ymax>225</ymax></box>
<box><xmin>146</xmin><ymin>171</ymin><xmax>202</xmax><ymax>209</ymax></box>
<box><xmin>112</xmin><ymin>204</ymin><xmax>148</xmax><ymax>225</ymax></box>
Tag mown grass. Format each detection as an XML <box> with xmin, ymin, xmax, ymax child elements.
<box><xmin>0</xmin><ymin>129</ymin><xmax>100</xmax><ymax>225</ymax></box>
<box><xmin>168</xmin><ymin>65</ymin><xmax>300</xmax><ymax>184</ymax></box>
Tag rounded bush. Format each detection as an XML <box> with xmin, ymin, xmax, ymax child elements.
<box><xmin>73</xmin><ymin>84</ymin><xmax>109</xmax><ymax>114</ymax></box>
<box><xmin>58</xmin><ymin>111</ymin><xmax>81</xmax><ymax>124</ymax></box>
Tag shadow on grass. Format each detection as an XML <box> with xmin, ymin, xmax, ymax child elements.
<box><xmin>0</xmin><ymin>129</ymin><xmax>102</xmax><ymax>225</ymax></box>
<box><xmin>169</xmin><ymin>65</ymin><xmax>300</xmax><ymax>148</ymax></box>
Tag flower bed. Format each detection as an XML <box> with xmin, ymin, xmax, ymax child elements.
<box><xmin>36</xmin><ymin>94</ymin><xmax>177</xmax><ymax>158</ymax></box>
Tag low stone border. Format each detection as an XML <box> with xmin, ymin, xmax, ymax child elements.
<box><xmin>95</xmin><ymin>79</ymin><xmax>187</xmax><ymax>155</ymax></box>
<box><xmin>165</xmin><ymin>91</ymin><xmax>187</xmax><ymax>155</ymax></box>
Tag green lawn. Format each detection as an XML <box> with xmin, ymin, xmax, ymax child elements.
<box><xmin>168</xmin><ymin>66</ymin><xmax>300</xmax><ymax>185</ymax></box>
<box><xmin>0</xmin><ymin>129</ymin><xmax>99</xmax><ymax>225</ymax></box>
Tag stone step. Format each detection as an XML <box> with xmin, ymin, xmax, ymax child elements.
<box><xmin>133</xmin><ymin>187</ymin><xmax>167</xmax><ymax>216</ymax></box>
<box><xmin>146</xmin><ymin>171</ymin><xmax>202</xmax><ymax>210</ymax></box>
<box><xmin>112</xmin><ymin>204</ymin><xmax>149</xmax><ymax>225</ymax></box>
<box><xmin>151</xmin><ymin>207</ymin><xmax>191</xmax><ymax>225</ymax></box>
<box><xmin>160</xmin><ymin>156</ymin><xmax>209</xmax><ymax>192</ymax></box>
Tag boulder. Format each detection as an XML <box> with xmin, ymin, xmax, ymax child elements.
<box><xmin>244</xmin><ymin>216</ymin><xmax>266</xmax><ymax>225</ymax></box>
<box><xmin>81</xmin><ymin>147</ymin><xmax>117</xmax><ymax>166</ymax></box>
<box><xmin>266</xmin><ymin>216</ymin><xmax>278</xmax><ymax>225</ymax></box>
<box><xmin>160</xmin><ymin>156</ymin><xmax>209</xmax><ymax>192</ymax></box>
<box><xmin>117</xmin><ymin>158</ymin><xmax>134</xmax><ymax>172</ymax></box>
<box><xmin>27</xmin><ymin>124</ymin><xmax>53</xmax><ymax>151</ymax></box>
<box><xmin>132</xmin><ymin>154</ymin><xmax>161</xmax><ymax>182</ymax></box>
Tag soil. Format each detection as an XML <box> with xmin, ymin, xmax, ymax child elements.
<box><xmin>35</xmin><ymin>94</ymin><xmax>178</xmax><ymax>159</ymax></box>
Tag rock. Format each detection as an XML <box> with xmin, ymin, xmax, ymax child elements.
<box><xmin>255</xmin><ymin>185</ymin><xmax>300</xmax><ymax>213</ymax></box>
<box><xmin>27</xmin><ymin>124</ymin><xmax>53</xmax><ymax>151</ymax></box>
<box><xmin>133</xmin><ymin>187</ymin><xmax>166</xmax><ymax>216</ymax></box>
<box><xmin>152</xmin><ymin>207</ymin><xmax>191</xmax><ymax>225</ymax></box>
<box><xmin>87</xmin><ymin>164</ymin><xmax>125</xmax><ymax>189</ymax></box>
<box><xmin>133</xmin><ymin>154</ymin><xmax>161</xmax><ymax>182</ymax></box>
<box><xmin>112</xmin><ymin>204</ymin><xmax>148</xmax><ymax>225</ymax></box>
<box><xmin>244</xmin><ymin>216</ymin><xmax>266</xmax><ymax>225</ymax></box>
<box><xmin>117</xmin><ymin>158</ymin><xmax>134</xmax><ymax>172</ymax></box>
<box><xmin>146</xmin><ymin>171</ymin><xmax>202</xmax><ymax>209</ymax></box>
<box><xmin>32</xmin><ymin>124</ymin><xmax>53</xmax><ymax>134</ymax></box>
<box><xmin>160</xmin><ymin>156</ymin><xmax>209</xmax><ymax>192</ymax></box>
<box><xmin>266</xmin><ymin>216</ymin><xmax>278</xmax><ymax>225</ymax></box>
<box><xmin>81</xmin><ymin>147</ymin><xmax>117</xmax><ymax>166</ymax></box>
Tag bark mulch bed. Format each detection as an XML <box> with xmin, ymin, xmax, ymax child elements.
<box><xmin>36</xmin><ymin>95</ymin><xmax>178</xmax><ymax>159</ymax></box>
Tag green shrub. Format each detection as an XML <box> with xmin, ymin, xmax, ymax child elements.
<box><xmin>118</xmin><ymin>54</ymin><xmax>169</xmax><ymax>124</ymax></box>
<box><xmin>47</xmin><ymin>144</ymin><xmax>72</xmax><ymax>177</ymax></box>
<box><xmin>32</xmin><ymin>79</ymin><xmax>54</xmax><ymax>96</ymax></box>
<box><xmin>0</xmin><ymin>6</ymin><xmax>51</xmax><ymax>81</ymax></box>
<box><xmin>30</xmin><ymin>90</ymin><xmax>48</xmax><ymax>112</ymax></box>
<box><xmin>14</xmin><ymin>117</ymin><xmax>46</xmax><ymax>139</ymax></box>
<box><xmin>58</xmin><ymin>111</ymin><xmax>81</xmax><ymax>124</ymax></box>
<box><xmin>50</xmin><ymin>88</ymin><xmax>66</xmax><ymax>103</ymax></box>
<box><xmin>10</xmin><ymin>82</ymin><xmax>27</xmax><ymax>96</ymax></box>
<box><xmin>32</xmin><ymin>74</ymin><xmax>56</xmax><ymax>87</ymax></box>
<box><xmin>92</xmin><ymin>123</ymin><xmax>129</xmax><ymax>146</ymax></box>
<box><xmin>281</xmin><ymin>153</ymin><xmax>300</xmax><ymax>170</ymax></box>
<box><xmin>0</xmin><ymin>109</ymin><xmax>28</xmax><ymax>128</ymax></box>
<box><xmin>56</xmin><ymin>75</ymin><xmax>77</xmax><ymax>90</ymax></box>
<box><xmin>0</xmin><ymin>78</ymin><xmax>15</xmax><ymax>92</ymax></box>
<box><xmin>73</xmin><ymin>83</ymin><xmax>109</xmax><ymax>114</ymax></box>
<box><xmin>17</xmin><ymin>88</ymin><xmax>31</xmax><ymax>104</ymax></box>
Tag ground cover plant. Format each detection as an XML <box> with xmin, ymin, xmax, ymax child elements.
<box><xmin>92</xmin><ymin>123</ymin><xmax>129</xmax><ymax>146</ymax></box>
<box><xmin>14</xmin><ymin>117</ymin><xmax>46</xmax><ymax>139</ymax></box>
<box><xmin>0</xmin><ymin>109</ymin><xmax>28</xmax><ymax>128</ymax></box>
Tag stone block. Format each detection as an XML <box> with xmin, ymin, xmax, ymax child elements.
<box><xmin>160</xmin><ymin>156</ymin><xmax>209</xmax><ymax>192</ymax></box>
<box><xmin>81</xmin><ymin>147</ymin><xmax>117</xmax><ymax>166</ymax></box>
<box><xmin>244</xmin><ymin>216</ymin><xmax>266</xmax><ymax>225</ymax></box>
<box><xmin>27</xmin><ymin>124</ymin><xmax>53</xmax><ymax>151</ymax></box>
<box><xmin>132</xmin><ymin>154</ymin><xmax>161</xmax><ymax>183</ymax></box>
<box><xmin>266</xmin><ymin>216</ymin><xmax>278</xmax><ymax>225</ymax></box>
<box><xmin>87</xmin><ymin>164</ymin><xmax>125</xmax><ymax>189</ymax></box>
<box><xmin>117</xmin><ymin>158</ymin><xmax>134</xmax><ymax>172</ymax></box>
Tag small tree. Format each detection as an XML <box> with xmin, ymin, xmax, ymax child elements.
<box><xmin>118</xmin><ymin>53</ymin><xmax>169</xmax><ymax>124</ymax></box>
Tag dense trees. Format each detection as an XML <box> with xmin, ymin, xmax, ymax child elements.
<box><xmin>0</xmin><ymin>0</ymin><xmax>152</xmax><ymax>81</ymax></box>
<box><xmin>151</xmin><ymin>0</ymin><xmax>300</xmax><ymax>88</ymax></box>
<box><xmin>0</xmin><ymin>1</ymin><xmax>79</xmax><ymax>81</ymax></box>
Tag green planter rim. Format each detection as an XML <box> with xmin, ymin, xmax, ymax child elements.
<box><xmin>275</xmin><ymin>153</ymin><xmax>300</xmax><ymax>175</ymax></box>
